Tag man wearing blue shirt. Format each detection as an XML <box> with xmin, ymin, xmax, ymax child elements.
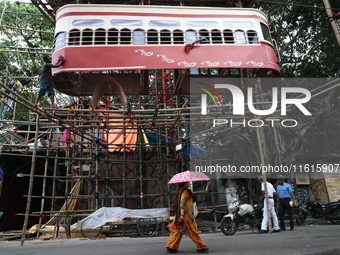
<box><xmin>276</xmin><ymin>175</ymin><xmax>295</xmax><ymax>231</ymax></box>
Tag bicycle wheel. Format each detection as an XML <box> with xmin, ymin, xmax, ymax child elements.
<box><xmin>80</xmin><ymin>217</ymin><xmax>103</xmax><ymax>238</ymax></box>
<box><xmin>136</xmin><ymin>218</ymin><xmax>158</xmax><ymax>237</ymax></box>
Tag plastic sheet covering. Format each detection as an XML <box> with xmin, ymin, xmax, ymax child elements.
<box><xmin>72</xmin><ymin>207</ymin><xmax>170</xmax><ymax>230</ymax></box>
<box><xmin>237</xmin><ymin>204</ymin><xmax>254</xmax><ymax>216</ymax></box>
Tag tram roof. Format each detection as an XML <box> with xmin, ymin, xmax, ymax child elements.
<box><xmin>55</xmin><ymin>4</ymin><xmax>268</xmax><ymax>22</ymax></box>
<box><xmin>30</xmin><ymin>0</ymin><xmax>256</xmax><ymax>23</ymax></box>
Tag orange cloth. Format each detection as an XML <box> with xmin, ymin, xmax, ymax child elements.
<box><xmin>165</xmin><ymin>190</ymin><xmax>207</xmax><ymax>250</ymax></box>
<box><xmin>100</xmin><ymin>112</ymin><xmax>137</xmax><ymax>152</ymax></box>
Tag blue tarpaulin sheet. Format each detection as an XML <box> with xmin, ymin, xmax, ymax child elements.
<box><xmin>0</xmin><ymin>166</ymin><xmax>4</xmax><ymax>180</ymax></box>
<box><xmin>145</xmin><ymin>133</ymin><xmax>208</xmax><ymax>159</ymax></box>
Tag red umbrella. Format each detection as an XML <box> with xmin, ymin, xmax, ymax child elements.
<box><xmin>168</xmin><ymin>170</ymin><xmax>210</xmax><ymax>184</ymax></box>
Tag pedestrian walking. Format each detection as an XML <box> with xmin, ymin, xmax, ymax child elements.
<box><xmin>165</xmin><ymin>181</ymin><xmax>209</xmax><ymax>253</ymax></box>
<box><xmin>276</xmin><ymin>175</ymin><xmax>295</xmax><ymax>231</ymax></box>
<box><xmin>258</xmin><ymin>175</ymin><xmax>280</xmax><ymax>233</ymax></box>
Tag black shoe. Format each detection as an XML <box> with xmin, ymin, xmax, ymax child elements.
<box><xmin>167</xmin><ymin>247</ymin><xmax>178</xmax><ymax>253</ymax></box>
<box><xmin>290</xmin><ymin>228</ymin><xmax>294</xmax><ymax>231</ymax></box>
<box><xmin>197</xmin><ymin>248</ymin><xmax>209</xmax><ymax>253</ymax></box>
<box><xmin>273</xmin><ymin>229</ymin><xmax>281</xmax><ymax>233</ymax></box>
<box><xmin>281</xmin><ymin>228</ymin><xmax>286</xmax><ymax>231</ymax></box>
<box><xmin>258</xmin><ymin>230</ymin><xmax>268</xmax><ymax>234</ymax></box>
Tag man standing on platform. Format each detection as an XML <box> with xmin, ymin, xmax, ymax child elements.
<box><xmin>35</xmin><ymin>55</ymin><xmax>65</xmax><ymax>108</ymax></box>
<box><xmin>276</xmin><ymin>175</ymin><xmax>295</xmax><ymax>231</ymax></box>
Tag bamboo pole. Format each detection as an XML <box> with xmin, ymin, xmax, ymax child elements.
<box><xmin>36</xmin><ymin>129</ymin><xmax>52</xmax><ymax>237</ymax></box>
<box><xmin>0</xmin><ymin>49</ymin><xmax>50</xmax><ymax>54</ymax></box>
<box><xmin>51</xmin><ymin>144</ymin><xmax>59</xmax><ymax>211</ymax></box>
<box><xmin>323</xmin><ymin>0</ymin><xmax>340</xmax><ymax>47</ymax></box>
<box><xmin>104</xmin><ymin>124</ymin><xmax>109</xmax><ymax>207</ymax></box>
<box><xmin>0</xmin><ymin>24</ymin><xmax>53</xmax><ymax>34</ymax></box>
<box><xmin>95</xmin><ymin>136</ymin><xmax>99</xmax><ymax>211</ymax></box>
<box><xmin>0</xmin><ymin>76</ymin><xmax>39</xmax><ymax>79</ymax></box>
<box><xmin>138</xmin><ymin>126</ymin><xmax>144</xmax><ymax>209</ymax></box>
<box><xmin>122</xmin><ymin>117</ymin><xmax>127</xmax><ymax>209</ymax></box>
<box><xmin>157</xmin><ymin>125</ymin><xmax>164</xmax><ymax>209</ymax></box>
<box><xmin>0</xmin><ymin>180</ymin><xmax>3</xmax><ymax>203</ymax></box>
<box><xmin>165</xmin><ymin>127</ymin><xmax>171</xmax><ymax>209</ymax></box>
<box><xmin>21</xmin><ymin>114</ymin><xmax>40</xmax><ymax>246</ymax></box>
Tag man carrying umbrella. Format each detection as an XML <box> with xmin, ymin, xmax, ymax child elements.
<box><xmin>165</xmin><ymin>171</ymin><xmax>210</xmax><ymax>253</ymax></box>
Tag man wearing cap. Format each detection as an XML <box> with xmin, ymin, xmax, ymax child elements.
<box><xmin>276</xmin><ymin>175</ymin><xmax>295</xmax><ymax>231</ymax></box>
<box><xmin>258</xmin><ymin>176</ymin><xmax>280</xmax><ymax>233</ymax></box>
<box><xmin>35</xmin><ymin>55</ymin><xmax>65</xmax><ymax>108</ymax></box>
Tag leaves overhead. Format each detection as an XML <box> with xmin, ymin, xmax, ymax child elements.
<box><xmin>258</xmin><ymin>0</ymin><xmax>340</xmax><ymax>78</ymax></box>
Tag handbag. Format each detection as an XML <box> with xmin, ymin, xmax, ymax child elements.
<box><xmin>193</xmin><ymin>202</ymin><xmax>199</xmax><ymax>217</ymax></box>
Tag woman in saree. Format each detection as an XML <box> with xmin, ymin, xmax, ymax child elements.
<box><xmin>165</xmin><ymin>181</ymin><xmax>209</xmax><ymax>253</ymax></box>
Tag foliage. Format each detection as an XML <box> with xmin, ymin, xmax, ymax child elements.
<box><xmin>255</xmin><ymin>0</ymin><xmax>340</xmax><ymax>157</ymax></box>
<box><xmin>0</xmin><ymin>0</ymin><xmax>54</xmax><ymax>118</ymax></box>
<box><xmin>258</xmin><ymin>0</ymin><xmax>340</xmax><ymax>78</ymax></box>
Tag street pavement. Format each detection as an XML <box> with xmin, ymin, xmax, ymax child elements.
<box><xmin>0</xmin><ymin>225</ymin><xmax>340</xmax><ymax>255</ymax></box>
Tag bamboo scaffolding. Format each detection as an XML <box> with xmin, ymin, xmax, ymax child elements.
<box><xmin>0</xmin><ymin>49</ymin><xmax>50</xmax><ymax>54</ymax></box>
<box><xmin>0</xmin><ymin>76</ymin><xmax>39</xmax><ymax>79</ymax></box>
<box><xmin>0</xmin><ymin>80</ymin><xmax>107</xmax><ymax>143</ymax></box>
<box><xmin>0</xmin><ymin>45</ymin><xmax>52</xmax><ymax>51</ymax></box>
<box><xmin>20</xmin><ymin>114</ymin><xmax>39</xmax><ymax>246</ymax></box>
<box><xmin>36</xmin><ymin>129</ymin><xmax>52</xmax><ymax>237</ymax></box>
<box><xmin>0</xmin><ymin>24</ymin><xmax>53</xmax><ymax>34</ymax></box>
<box><xmin>9</xmin><ymin>69</ymin><xmax>339</xmax><ymax>239</ymax></box>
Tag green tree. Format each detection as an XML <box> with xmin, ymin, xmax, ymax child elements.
<box><xmin>0</xmin><ymin>0</ymin><xmax>54</xmax><ymax>122</ymax></box>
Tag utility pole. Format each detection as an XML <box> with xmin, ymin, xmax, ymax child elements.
<box><xmin>323</xmin><ymin>0</ymin><xmax>340</xmax><ymax>46</ymax></box>
<box><xmin>255</xmin><ymin>121</ymin><xmax>272</xmax><ymax>233</ymax></box>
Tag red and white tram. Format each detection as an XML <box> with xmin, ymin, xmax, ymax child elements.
<box><xmin>51</xmin><ymin>4</ymin><xmax>280</xmax><ymax>97</ymax></box>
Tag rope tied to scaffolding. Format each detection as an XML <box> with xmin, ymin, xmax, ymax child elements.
<box><xmin>39</xmin><ymin>213</ymin><xmax>47</xmax><ymax>224</ymax></box>
<box><xmin>329</xmin><ymin>8</ymin><xmax>340</xmax><ymax>22</ymax></box>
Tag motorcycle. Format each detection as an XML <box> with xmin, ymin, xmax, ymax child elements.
<box><xmin>220</xmin><ymin>198</ymin><xmax>263</xmax><ymax>235</ymax></box>
<box><xmin>296</xmin><ymin>200</ymin><xmax>340</xmax><ymax>225</ymax></box>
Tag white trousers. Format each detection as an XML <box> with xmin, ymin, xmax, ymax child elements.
<box><xmin>261</xmin><ymin>198</ymin><xmax>280</xmax><ymax>231</ymax></box>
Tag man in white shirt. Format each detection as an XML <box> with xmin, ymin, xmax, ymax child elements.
<box><xmin>258</xmin><ymin>175</ymin><xmax>280</xmax><ymax>233</ymax></box>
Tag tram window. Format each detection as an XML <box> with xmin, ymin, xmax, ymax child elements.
<box><xmin>190</xmin><ymin>68</ymin><xmax>199</xmax><ymax>75</ymax></box>
<box><xmin>149</xmin><ymin>20</ymin><xmax>180</xmax><ymax>27</ymax></box>
<box><xmin>187</xmin><ymin>21</ymin><xmax>218</xmax><ymax>27</ymax></box>
<box><xmin>223</xmin><ymin>29</ymin><xmax>234</xmax><ymax>44</ymax></box>
<box><xmin>120</xmin><ymin>29</ymin><xmax>131</xmax><ymax>44</ymax></box>
<box><xmin>211</xmin><ymin>29</ymin><xmax>222</xmax><ymax>44</ymax></box>
<box><xmin>260</xmin><ymin>23</ymin><xmax>273</xmax><ymax>43</ymax></box>
<box><xmin>54</xmin><ymin>32</ymin><xmax>66</xmax><ymax>50</ymax></box>
<box><xmin>210</xmin><ymin>69</ymin><xmax>219</xmax><ymax>75</ymax></box>
<box><xmin>108</xmin><ymin>28</ymin><xmax>118</xmax><ymax>45</ymax></box>
<box><xmin>147</xmin><ymin>29</ymin><xmax>158</xmax><ymax>45</ymax></box>
<box><xmin>235</xmin><ymin>30</ymin><xmax>246</xmax><ymax>44</ymax></box>
<box><xmin>199</xmin><ymin>29</ymin><xmax>210</xmax><ymax>44</ymax></box>
<box><xmin>200</xmin><ymin>68</ymin><xmax>209</xmax><ymax>75</ymax></box>
<box><xmin>110</xmin><ymin>20</ymin><xmax>143</xmax><ymax>26</ymax></box>
<box><xmin>69</xmin><ymin>29</ymin><xmax>80</xmax><ymax>45</ymax></box>
<box><xmin>185</xmin><ymin>30</ymin><xmax>197</xmax><ymax>44</ymax></box>
<box><xmin>247</xmin><ymin>30</ymin><xmax>259</xmax><ymax>44</ymax></box>
<box><xmin>82</xmin><ymin>29</ymin><xmax>93</xmax><ymax>45</ymax></box>
<box><xmin>133</xmin><ymin>29</ymin><xmax>145</xmax><ymax>45</ymax></box>
<box><xmin>73</xmin><ymin>19</ymin><xmax>104</xmax><ymax>26</ymax></box>
<box><xmin>95</xmin><ymin>28</ymin><xmax>106</xmax><ymax>45</ymax></box>
<box><xmin>223</xmin><ymin>21</ymin><xmax>253</xmax><ymax>28</ymax></box>
<box><xmin>173</xmin><ymin>29</ymin><xmax>184</xmax><ymax>44</ymax></box>
<box><xmin>160</xmin><ymin>29</ymin><xmax>171</xmax><ymax>44</ymax></box>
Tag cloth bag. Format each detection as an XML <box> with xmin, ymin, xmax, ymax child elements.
<box><xmin>193</xmin><ymin>202</ymin><xmax>199</xmax><ymax>217</ymax></box>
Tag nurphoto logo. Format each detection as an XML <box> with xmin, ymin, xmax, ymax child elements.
<box><xmin>200</xmin><ymin>84</ymin><xmax>312</xmax><ymax>128</ymax></box>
